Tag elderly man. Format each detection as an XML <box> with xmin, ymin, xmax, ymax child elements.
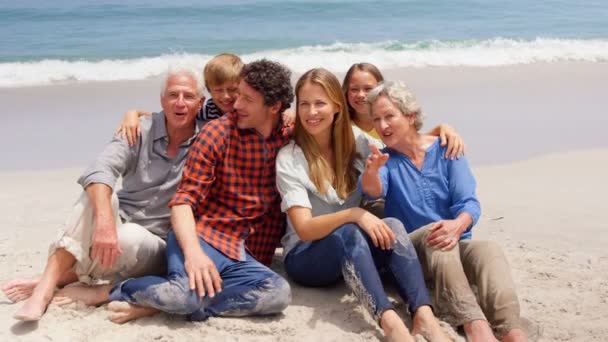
<box><xmin>106</xmin><ymin>59</ymin><xmax>294</xmax><ymax>324</ymax></box>
<box><xmin>3</xmin><ymin>64</ymin><xmax>205</xmax><ymax>321</ymax></box>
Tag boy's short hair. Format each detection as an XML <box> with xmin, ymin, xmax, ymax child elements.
<box><xmin>203</xmin><ymin>53</ymin><xmax>244</xmax><ymax>89</ymax></box>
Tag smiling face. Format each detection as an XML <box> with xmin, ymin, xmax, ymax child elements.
<box><xmin>161</xmin><ymin>74</ymin><xmax>204</xmax><ymax>131</ymax></box>
<box><xmin>208</xmin><ymin>80</ymin><xmax>239</xmax><ymax>114</ymax></box>
<box><xmin>233</xmin><ymin>79</ymin><xmax>278</xmax><ymax>133</ymax></box>
<box><xmin>347</xmin><ymin>70</ymin><xmax>380</xmax><ymax>116</ymax></box>
<box><xmin>371</xmin><ymin>95</ymin><xmax>416</xmax><ymax>149</ymax></box>
<box><xmin>297</xmin><ymin>81</ymin><xmax>339</xmax><ymax>142</ymax></box>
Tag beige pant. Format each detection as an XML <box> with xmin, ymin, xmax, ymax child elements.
<box><xmin>410</xmin><ymin>224</ymin><xmax>521</xmax><ymax>337</ymax></box>
<box><xmin>49</xmin><ymin>191</ymin><xmax>166</xmax><ymax>285</ymax></box>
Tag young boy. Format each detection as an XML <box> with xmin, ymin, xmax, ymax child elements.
<box><xmin>117</xmin><ymin>53</ymin><xmax>294</xmax><ymax>145</ymax></box>
<box><xmin>199</xmin><ymin>53</ymin><xmax>243</xmax><ymax>121</ymax></box>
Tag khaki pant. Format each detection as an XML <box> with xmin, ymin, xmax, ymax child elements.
<box><xmin>410</xmin><ymin>224</ymin><xmax>521</xmax><ymax>337</ymax></box>
<box><xmin>49</xmin><ymin>191</ymin><xmax>166</xmax><ymax>285</ymax></box>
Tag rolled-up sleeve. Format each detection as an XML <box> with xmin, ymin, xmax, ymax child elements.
<box><xmin>169</xmin><ymin>121</ymin><xmax>222</xmax><ymax>212</ymax></box>
<box><xmin>77</xmin><ymin>136</ymin><xmax>134</xmax><ymax>190</ymax></box>
<box><xmin>276</xmin><ymin>145</ymin><xmax>312</xmax><ymax>212</ymax></box>
<box><xmin>448</xmin><ymin>155</ymin><xmax>481</xmax><ymax>228</ymax></box>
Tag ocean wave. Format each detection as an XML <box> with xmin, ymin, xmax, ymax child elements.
<box><xmin>2</xmin><ymin>37</ymin><xmax>608</xmax><ymax>87</ymax></box>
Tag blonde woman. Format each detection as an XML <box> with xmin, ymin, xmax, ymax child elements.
<box><xmin>276</xmin><ymin>68</ymin><xmax>450</xmax><ymax>342</ymax></box>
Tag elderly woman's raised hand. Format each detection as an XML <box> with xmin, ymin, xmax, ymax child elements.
<box><xmin>365</xmin><ymin>144</ymin><xmax>389</xmax><ymax>173</ymax></box>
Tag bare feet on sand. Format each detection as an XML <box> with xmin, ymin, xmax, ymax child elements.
<box><xmin>380</xmin><ymin>310</ymin><xmax>416</xmax><ymax>342</ymax></box>
<box><xmin>502</xmin><ymin>328</ymin><xmax>528</xmax><ymax>342</ymax></box>
<box><xmin>464</xmin><ymin>320</ymin><xmax>499</xmax><ymax>342</ymax></box>
<box><xmin>411</xmin><ymin>306</ymin><xmax>452</xmax><ymax>342</ymax></box>
<box><xmin>13</xmin><ymin>292</ymin><xmax>53</xmax><ymax>321</ymax></box>
<box><xmin>107</xmin><ymin>301</ymin><xmax>159</xmax><ymax>324</ymax></box>
<box><xmin>51</xmin><ymin>284</ymin><xmax>112</xmax><ymax>306</ymax></box>
<box><xmin>2</xmin><ymin>277</ymin><xmax>40</xmax><ymax>303</ymax></box>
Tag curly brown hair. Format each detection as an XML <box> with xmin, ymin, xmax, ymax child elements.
<box><xmin>240</xmin><ymin>59</ymin><xmax>294</xmax><ymax>114</ymax></box>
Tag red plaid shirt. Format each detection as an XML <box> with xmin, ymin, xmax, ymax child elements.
<box><xmin>169</xmin><ymin>112</ymin><xmax>292</xmax><ymax>266</ymax></box>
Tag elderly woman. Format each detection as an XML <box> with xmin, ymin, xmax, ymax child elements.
<box><xmin>359</xmin><ymin>81</ymin><xmax>527</xmax><ymax>342</ymax></box>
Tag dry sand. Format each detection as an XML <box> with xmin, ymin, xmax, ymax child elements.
<box><xmin>1</xmin><ymin>62</ymin><xmax>607</xmax><ymax>341</ymax></box>
<box><xmin>1</xmin><ymin>148</ymin><xmax>606</xmax><ymax>341</ymax></box>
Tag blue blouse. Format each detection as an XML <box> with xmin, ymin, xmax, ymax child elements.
<box><xmin>358</xmin><ymin>139</ymin><xmax>480</xmax><ymax>240</ymax></box>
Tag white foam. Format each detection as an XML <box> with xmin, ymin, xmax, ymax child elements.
<box><xmin>2</xmin><ymin>38</ymin><xmax>608</xmax><ymax>88</ymax></box>
<box><xmin>0</xmin><ymin>53</ymin><xmax>213</xmax><ymax>88</ymax></box>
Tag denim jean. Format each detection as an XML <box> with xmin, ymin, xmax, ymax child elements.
<box><xmin>284</xmin><ymin>217</ymin><xmax>431</xmax><ymax>322</ymax></box>
<box><xmin>109</xmin><ymin>231</ymin><xmax>291</xmax><ymax>321</ymax></box>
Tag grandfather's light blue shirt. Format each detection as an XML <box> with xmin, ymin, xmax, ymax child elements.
<box><xmin>358</xmin><ymin>139</ymin><xmax>480</xmax><ymax>240</ymax></box>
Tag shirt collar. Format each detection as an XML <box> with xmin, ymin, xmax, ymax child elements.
<box><xmin>153</xmin><ymin>111</ymin><xmax>200</xmax><ymax>144</ymax></box>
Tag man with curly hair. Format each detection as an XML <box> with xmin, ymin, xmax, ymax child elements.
<box><xmin>106</xmin><ymin>59</ymin><xmax>295</xmax><ymax>324</ymax></box>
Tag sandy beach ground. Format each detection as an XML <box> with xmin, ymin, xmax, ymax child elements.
<box><xmin>1</xmin><ymin>62</ymin><xmax>607</xmax><ymax>341</ymax></box>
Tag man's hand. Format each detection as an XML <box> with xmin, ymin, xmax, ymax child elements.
<box><xmin>90</xmin><ymin>216</ymin><xmax>122</xmax><ymax>270</ymax></box>
<box><xmin>184</xmin><ymin>247</ymin><xmax>222</xmax><ymax>298</ymax></box>
<box><xmin>437</xmin><ymin>124</ymin><xmax>466</xmax><ymax>160</ymax></box>
<box><xmin>426</xmin><ymin>219</ymin><xmax>463</xmax><ymax>251</ymax></box>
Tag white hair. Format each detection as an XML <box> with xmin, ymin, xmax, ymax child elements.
<box><xmin>160</xmin><ymin>63</ymin><xmax>205</xmax><ymax>98</ymax></box>
<box><xmin>367</xmin><ymin>81</ymin><xmax>425</xmax><ymax>131</ymax></box>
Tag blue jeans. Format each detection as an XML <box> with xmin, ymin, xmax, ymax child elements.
<box><xmin>109</xmin><ymin>231</ymin><xmax>291</xmax><ymax>321</ymax></box>
<box><xmin>284</xmin><ymin>218</ymin><xmax>431</xmax><ymax>322</ymax></box>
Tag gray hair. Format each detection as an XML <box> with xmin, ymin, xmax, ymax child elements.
<box><xmin>160</xmin><ymin>63</ymin><xmax>205</xmax><ymax>98</ymax></box>
<box><xmin>367</xmin><ymin>81</ymin><xmax>425</xmax><ymax>131</ymax></box>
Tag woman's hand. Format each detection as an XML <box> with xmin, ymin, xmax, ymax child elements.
<box><xmin>426</xmin><ymin>219</ymin><xmax>463</xmax><ymax>251</ymax></box>
<box><xmin>365</xmin><ymin>144</ymin><xmax>389</xmax><ymax>173</ymax></box>
<box><xmin>354</xmin><ymin>208</ymin><xmax>396</xmax><ymax>250</ymax></box>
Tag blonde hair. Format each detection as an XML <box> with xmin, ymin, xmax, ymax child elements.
<box><xmin>367</xmin><ymin>81</ymin><xmax>425</xmax><ymax>131</ymax></box>
<box><xmin>295</xmin><ymin>68</ymin><xmax>359</xmax><ymax>199</ymax></box>
<box><xmin>203</xmin><ymin>53</ymin><xmax>244</xmax><ymax>90</ymax></box>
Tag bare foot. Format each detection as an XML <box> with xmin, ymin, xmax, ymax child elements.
<box><xmin>107</xmin><ymin>301</ymin><xmax>159</xmax><ymax>324</ymax></box>
<box><xmin>13</xmin><ymin>293</ymin><xmax>52</xmax><ymax>321</ymax></box>
<box><xmin>51</xmin><ymin>284</ymin><xmax>112</xmax><ymax>307</ymax></box>
<box><xmin>411</xmin><ymin>306</ymin><xmax>452</xmax><ymax>342</ymax></box>
<box><xmin>463</xmin><ymin>320</ymin><xmax>499</xmax><ymax>342</ymax></box>
<box><xmin>380</xmin><ymin>309</ymin><xmax>415</xmax><ymax>342</ymax></box>
<box><xmin>3</xmin><ymin>277</ymin><xmax>40</xmax><ymax>303</ymax></box>
<box><xmin>502</xmin><ymin>328</ymin><xmax>528</xmax><ymax>342</ymax></box>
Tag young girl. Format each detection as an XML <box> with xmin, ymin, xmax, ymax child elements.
<box><xmin>342</xmin><ymin>63</ymin><xmax>384</xmax><ymax>139</ymax></box>
<box><xmin>276</xmin><ymin>68</ymin><xmax>451</xmax><ymax>342</ymax></box>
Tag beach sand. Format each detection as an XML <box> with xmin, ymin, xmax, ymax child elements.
<box><xmin>1</xmin><ymin>62</ymin><xmax>607</xmax><ymax>341</ymax></box>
